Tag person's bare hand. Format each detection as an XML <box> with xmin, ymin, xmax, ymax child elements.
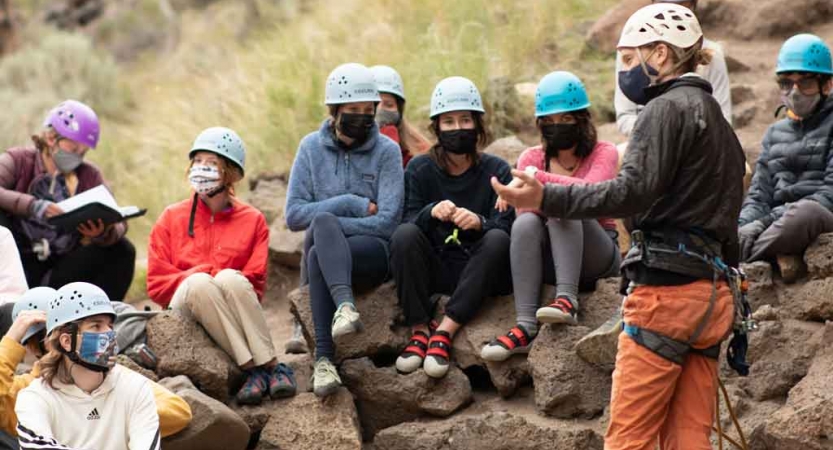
<box><xmin>43</xmin><ymin>203</ymin><xmax>64</xmax><ymax>219</ymax></box>
<box><xmin>77</xmin><ymin>219</ymin><xmax>107</xmax><ymax>238</ymax></box>
<box><xmin>490</xmin><ymin>170</ymin><xmax>545</xmax><ymax>210</ymax></box>
<box><xmin>452</xmin><ymin>208</ymin><xmax>481</xmax><ymax>231</ymax></box>
<box><xmin>431</xmin><ymin>200</ymin><xmax>457</xmax><ymax>222</ymax></box>
<box><xmin>6</xmin><ymin>310</ymin><xmax>47</xmax><ymax>344</ymax></box>
<box><xmin>368</xmin><ymin>202</ymin><xmax>378</xmax><ymax>216</ymax></box>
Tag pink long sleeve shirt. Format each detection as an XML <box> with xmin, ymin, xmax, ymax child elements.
<box><xmin>515</xmin><ymin>141</ymin><xmax>619</xmax><ymax>230</ymax></box>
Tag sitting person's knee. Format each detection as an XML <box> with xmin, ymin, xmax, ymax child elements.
<box><xmin>482</xmin><ymin>228</ymin><xmax>510</xmax><ymax>250</ymax></box>
<box><xmin>512</xmin><ymin>213</ymin><xmax>542</xmax><ymax>235</ymax></box>
<box><xmin>391</xmin><ymin>223</ymin><xmax>423</xmax><ymax>248</ymax></box>
<box><xmin>310</xmin><ymin>212</ymin><xmax>339</xmax><ymax>230</ymax></box>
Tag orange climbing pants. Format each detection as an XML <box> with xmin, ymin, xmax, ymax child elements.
<box><xmin>605</xmin><ymin>279</ymin><xmax>735</xmax><ymax>450</ymax></box>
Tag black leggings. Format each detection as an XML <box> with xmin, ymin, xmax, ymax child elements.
<box><xmin>305</xmin><ymin>213</ymin><xmax>389</xmax><ymax>360</ymax></box>
<box><xmin>0</xmin><ymin>429</ymin><xmax>18</xmax><ymax>450</ymax></box>
<box><xmin>0</xmin><ymin>212</ymin><xmax>135</xmax><ymax>300</ymax></box>
<box><xmin>390</xmin><ymin>223</ymin><xmax>512</xmax><ymax>326</ymax></box>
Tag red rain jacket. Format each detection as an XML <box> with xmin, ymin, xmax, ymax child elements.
<box><xmin>147</xmin><ymin>197</ymin><xmax>269</xmax><ymax>307</ymax></box>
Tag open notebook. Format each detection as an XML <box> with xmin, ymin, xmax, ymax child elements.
<box><xmin>48</xmin><ymin>185</ymin><xmax>147</xmax><ymax>232</ymax></box>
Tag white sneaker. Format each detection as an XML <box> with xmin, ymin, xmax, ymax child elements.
<box><xmin>332</xmin><ymin>303</ymin><xmax>363</xmax><ymax>340</ymax></box>
<box><xmin>313</xmin><ymin>357</ymin><xmax>341</xmax><ymax>397</ymax></box>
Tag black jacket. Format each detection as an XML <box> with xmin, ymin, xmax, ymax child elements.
<box><xmin>739</xmin><ymin>96</ymin><xmax>833</xmax><ymax>227</ymax></box>
<box><xmin>541</xmin><ymin>75</ymin><xmax>746</xmax><ymax>272</ymax></box>
<box><xmin>404</xmin><ymin>153</ymin><xmax>514</xmax><ymax>250</ymax></box>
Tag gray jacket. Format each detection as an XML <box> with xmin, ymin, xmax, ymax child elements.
<box><xmin>739</xmin><ymin>96</ymin><xmax>833</xmax><ymax>228</ymax></box>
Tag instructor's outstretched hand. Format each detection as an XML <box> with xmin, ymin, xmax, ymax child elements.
<box><xmin>490</xmin><ymin>169</ymin><xmax>544</xmax><ymax>210</ymax></box>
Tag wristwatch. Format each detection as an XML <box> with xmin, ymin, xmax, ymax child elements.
<box><xmin>524</xmin><ymin>165</ymin><xmax>539</xmax><ymax>177</ymax></box>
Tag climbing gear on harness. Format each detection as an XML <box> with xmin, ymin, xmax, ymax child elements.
<box><xmin>714</xmin><ymin>377</ymin><xmax>750</xmax><ymax>450</ymax></box>
<box><xmin>624</xmin><ymin>229</ymin><xmax>756</xmax><ymax>375</ymax></box>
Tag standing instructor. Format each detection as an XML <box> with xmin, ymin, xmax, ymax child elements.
<box><xmin>492</xmin><ymin>4</ymin><xmax>745</xmax><ymax>449</ymax></box>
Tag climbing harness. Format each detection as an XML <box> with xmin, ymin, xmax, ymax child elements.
<box><xmin>624</xmin><ymin>229</ymin><xmax>757</xmax><ymax>373</ymax></box>
<box><xmin>624</xmin><ymin>229</ymin><xmax>755</xmax><ymax>448</ymax></box>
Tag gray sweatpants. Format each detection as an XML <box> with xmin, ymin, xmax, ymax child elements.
<box><xmin>749</xmin><ymin>199</ymin><xmax>833</xmax><ymax>261</ymax></box>
<box><xmin>510</xmin><ymin>213</ymin><xmax>621</xmax><ymax>330</ymax></box>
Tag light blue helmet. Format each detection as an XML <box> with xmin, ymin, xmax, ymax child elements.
<box><xmin>47</xmin><ymin>282</ymin><xmax>115</xmax><ymax>335</ymax></box>
<box><xmin>189</xmin><ymin>127</ymin><xmax>246</xmax><ymax>175</ymax></box>
<box><xmin>370</xmin><ymin>65</ymin><xmax>406</xmax><ymax>101</ymax></box>
<box><xmin>535</xmin><ymin>71</ymin><xmax>591</xmax><ymax>117</ymax></box>
<box><xmin>325</xmin><ymin>63</ymin><xmax>381</xmax><ymax>105</ymax></box>
<box><xmin>776</xmin><ymin>34</ymin><xmax>833</xmax><ymax>75</ymax></box>
<box><xmin>12</xmin><ymin>287</ymin><xmax>56</xmax><ymax>344</ymax></box>
<box><xmin>430</xmin><ymin>76</ymin><xmax>485</xmax><ymax>118</ymax></box>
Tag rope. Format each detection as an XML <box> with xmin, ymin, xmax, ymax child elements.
<box><xmin>712</xmin><ymin>377</ymin><xmax>749</xmax><ymax>450</ymax></box>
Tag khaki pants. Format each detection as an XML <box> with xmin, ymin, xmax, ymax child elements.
<box><xmin>605</xmin><ymin>280</ymin><xmax>735</xmax><ymax>450</ymax></box>
<box><xmin>170</xmin><ymin>269</ymin><xmax>275</xmax><ymax>367</ymax></box>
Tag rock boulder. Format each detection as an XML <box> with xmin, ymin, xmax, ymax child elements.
<box><xmin>161</xmin><ymin>388</ymin><xmax>250</xmax><ymax>450</ymax></box>
<box><xmin>258</xmin><ymin>388</ymin><xmax>362</xmax><ymax>450</ymax></box>
<box><xmin>371</xmin><ymin>411</ymin><xmax>604</xmax><ymax>450</ymax></box>
<box><xmin>146</xmin><ymin>312</ymin><xmax>243</xmax><ymax>401</ymax></box>
<box><xmin>340</xmin><ymin>357</ymin><xmax>472</xmax><ymax>439</ymax></box>
<box><xmin>289</xmin><ymin>283</ymin><xmax>411</xmax><ymax>363</ymax></box>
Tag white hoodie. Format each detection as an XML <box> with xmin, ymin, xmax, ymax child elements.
<box><xmin>15</xmin><ymin>364</ymin><xmax>160</xmax><ymax>450</ymax></box>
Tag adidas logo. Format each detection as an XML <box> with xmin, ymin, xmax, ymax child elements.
<box><xmin>87</xmin><ymin>408</ymin><xmax>101</xmax><ymax>421</ymax></box>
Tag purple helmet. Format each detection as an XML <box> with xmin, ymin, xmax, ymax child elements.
<box><xmin>43</xmin><ymin>100</ymin><xmax>101</xmax><ymax>149</ymax></box>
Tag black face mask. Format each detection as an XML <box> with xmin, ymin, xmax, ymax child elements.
<box><xmin>439</xmin><ymin>129</ymin><xmax>479</xmax><ymax>155</ymax></box>
<box><xmin>337</xmin><ymin>113</ymin><xmax>375</xmax><ymax>143</ymax></box>
<box><xmin>541</xmin><ymin>123</ymin><xmax>581</xmax><ymax>154</ymax></box>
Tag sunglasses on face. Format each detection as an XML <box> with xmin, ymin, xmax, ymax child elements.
<box><xmin>777</xmin><ymin>76</ymin><xmax>820</xmax><ymax>95</ymax></box>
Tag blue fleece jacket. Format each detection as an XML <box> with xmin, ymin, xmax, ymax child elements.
<box><xmin>286</xmin><ymin>119</ymin><xmax>404</xmax><ymax>239</ymax></box>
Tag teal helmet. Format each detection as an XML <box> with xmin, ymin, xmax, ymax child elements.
<box><xmin>47</xmin><ymin>282</ymin><xmax>115</xmax><ymax>335</ymax></box>
<box><xmin>535</xmin><ymin>71</ymin><xmax>591</xmax><ymax>117</ymax></box>
<box><xmin>776</xmin><ymin>34</ymin><xmax>833</xmax><ymax>75</ymax></box>
<box><xmin>12</xmin><ymin>287</ymin><xmax>56</xmax><ymax>344</ymax></box>
<box><xmin>189</xmin><ymin>127</ymin><xmax>246</xmax><ymax>175</ymax></box>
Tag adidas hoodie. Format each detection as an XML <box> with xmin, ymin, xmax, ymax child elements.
<box><xmin>15</xmin><ymin>364</ymin><xmax>160</xmax><ymax>450</ymax></box>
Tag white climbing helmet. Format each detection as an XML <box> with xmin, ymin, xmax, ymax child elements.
<box><xmin>12</xmin><ymin>287</ymin><xmax>56</xmax><ymax>344</ymax></box>
<box><xmin>325</xmin><ymin>63</ymin><xmax>381</xmax><ymax>105</ymax></box>
<box><xmin>47</xmin><ymin>282</ymin><xmax>115</xmax><ymax>335</ymax></box>
<box><xmin>429</xmin><ymin>76</ymin><xmax>485</xmax><ymax>118</ymax></box>
<box><xmin>370</xmin><ymin>65</ymin><xmax>406</xmax><ymax>101</ymax></box>
<box><xmin>618</xmin><ymin>3</ymin><xmax>703</xmax><ymax>50</ymax></box>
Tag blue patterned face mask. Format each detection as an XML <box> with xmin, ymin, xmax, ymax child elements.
<box><xmin>75</xmin><ymin>330</ymin><xmax>119</xmax><ymax>372</ymax></box>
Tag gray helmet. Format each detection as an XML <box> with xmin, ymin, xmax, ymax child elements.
<box><xmin>12</xmin><ymin>287</ymin><xmax>56</xmax><ymax>344</ymax></box>
<box><xmin>189</xmin><ymin>127</ymin><xmax>246</xmax><ymax>175</ymax></box>
<box><xmin>47</xmin><ymin>282</ymin><xmax>115</xmax><ymax>335</ymax></box>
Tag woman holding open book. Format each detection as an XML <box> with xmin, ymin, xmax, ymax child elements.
<box><xmin>0</xmin><ymin>100</ymin><xmax>135</xmax><ymax>301</ymax></box>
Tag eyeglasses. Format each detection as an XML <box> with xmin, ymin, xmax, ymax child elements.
<box><xmin>777</xmin><ymin>77</ymin><xmax>820</xmax><ymax>95</ymax></box>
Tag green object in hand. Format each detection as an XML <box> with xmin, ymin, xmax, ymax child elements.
<box><xmin>445</xmin><ymin>228</ymin><xmax>461</xmax><ymax>246</ymax></box>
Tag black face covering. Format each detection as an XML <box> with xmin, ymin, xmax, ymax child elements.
<box><xmin>337</xmin><ymin>113</ymin><xmax>375</xmax><ymax>143</ymax></box>
<box><xmin>541</xmin><ymin>123</ymin><xmax>581</xmax><ymax>154</ymax></box>
<box><xmin>439</xmin><ymin>129</ymin><xmax>479</xmax><ymax>155</ymax></box>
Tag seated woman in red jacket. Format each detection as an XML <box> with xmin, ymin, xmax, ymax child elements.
<box><xmin>147</xmin><ymin>127</ymin><xmax>296</xmax><ymax>405</ymax></box>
